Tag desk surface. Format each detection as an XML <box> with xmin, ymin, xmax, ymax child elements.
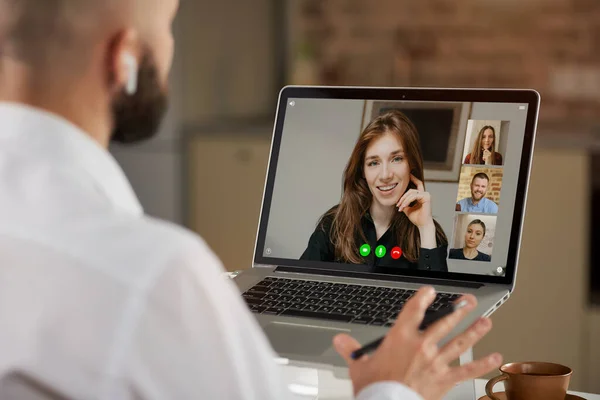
<box><xmin>280</xmin><ymin>365</ymin><xmax>600</xmax><ymax>400</ymax></box>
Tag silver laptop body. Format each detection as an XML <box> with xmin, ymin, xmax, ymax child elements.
<box><xmin>233</xmin><ymin>86</ymin><xmax>540</xmax><ymax>368</ymax></box>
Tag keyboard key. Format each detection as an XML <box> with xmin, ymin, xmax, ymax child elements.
<box><xmin>263</xmin><ymin>307</ymin><xmax>283</xmax><ymax>315</ymax></box>
<box><xmin>303</xmin><ymin>304</ymin><xmax>321</xmax><ymax>312</ymax></box>
<box><xmin>352</xmin><ymin>316</ymin><xmax>374</xmax><ymax>324</ymax></box>
<box><xmin>379</xmin><ymin>298</ymin><xmax>395</xmax><ymax>306</ymax></box>
<box><xmin>317</xmin><ymin>282</ymin><xmax>333</xmax><ymax>288</ymax></box>
<box><xmin>375</xmin><ymin>304</ymin><xmax>391</xmax><ymax>312</ymax></box>
<box><xmin>244</xmin><ymin>297</ymin><xmax>263</xmax><ymax>306</ymax></box>
<box><xmin>280</xmin><ymin>309</ymin><xmax>353</xmax><ymax>322</ymax></box>
<box><xmin>332</xmin><ymin>307</ymin><xmax>349</xmax><ymax>314</ymax></box>
<box><xmin>360</xmin><ymin>303</ymin><xmax>377</xmax><ymax>311</ymax></box>
<box><xmin>346</xmin><ymin>309</ymin><xmax>362</xmax><ymax>316</ymax></box>
<box><xmin>360</xmin><ymin>311</ymin><xmax>378</xmax><ymax>319</ymax></box>
<box><xmin>250</xmin><ymin>305</ymin><xmax>267</xmax><ymax>313</ymax></box>
<box><xmin>370</xmin><ymin>318</ymin><xmax>387</xmax><ymax>326</ymax></box>
<box><xmin>249</xmin><ymin>284</ymin><xmax>269</xmax><ymax>292</ymax></box>
<box><xmin>319</xmin><ymin>306</ymin><xmax>333</xmax><ymax>313</ymax></box>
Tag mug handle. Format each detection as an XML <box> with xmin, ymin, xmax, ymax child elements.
<box><xmin>485</xmin><ymin>374</ymin><xmax>509</xmax><ymax>400</ymax></box>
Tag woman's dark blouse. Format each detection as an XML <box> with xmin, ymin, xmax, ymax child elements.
<box><xmin>300</xmin><ymin>212</ymin><xmax>448</xmax><ymax>272</ymax></box>
<box><xmin>448</xmin><ymin>248</ymin><xmax>491</xmax><ymax>262</ymax></box>
<box><xmin>463</xmin><ymin>152</ymin><xmax>503</xmax><ymax>165</ymax></box>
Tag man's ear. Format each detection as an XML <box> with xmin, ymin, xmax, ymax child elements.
<box><xmin>107</xmin><ymin>29</ymin><xmax>139</xmax><ymax>94</ymax></box>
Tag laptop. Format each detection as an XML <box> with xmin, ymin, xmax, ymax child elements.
<box><xmin>233</xmin><ymin>86</ymin><xmax>540</xmax><ymax>368</ymax></box>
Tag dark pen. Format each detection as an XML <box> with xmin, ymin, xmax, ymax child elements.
<box><xmin>350</xmin><ymin>299</ymin><xmax>469</xmax><ymax>360</ymax></box>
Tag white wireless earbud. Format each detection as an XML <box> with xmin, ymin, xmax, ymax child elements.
<box><xmin>123</xmin><ymin>52</ymin><xmax>138</xmax><ymax>95</ymax></box>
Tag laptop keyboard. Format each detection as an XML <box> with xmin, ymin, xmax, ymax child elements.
<box><xmin>242</xmin><ymin>277</ymin><xmax>463</xmax><ymax>327</ymax></box>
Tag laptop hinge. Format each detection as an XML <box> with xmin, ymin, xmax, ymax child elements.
<box><xmin>274</xmin><ymin>266</ymin><xmax>484</xmax><ymax>289</ymax></box>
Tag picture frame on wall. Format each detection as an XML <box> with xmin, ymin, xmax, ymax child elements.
<box><xmin>362</xmin><ymin>100</ymin><xmax>472</xmax><ymax>182</ymax></box>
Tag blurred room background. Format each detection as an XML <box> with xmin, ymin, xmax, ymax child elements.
<box><xmin>109</xmin><ymin>0</ymin><xmax>600</xmax><ymax>392</ymax></box>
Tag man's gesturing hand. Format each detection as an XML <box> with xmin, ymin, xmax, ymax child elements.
<box><xmin>334</xmin><ymin>286</ymin><xmax>502</xmax><ymax>400</ymax></box>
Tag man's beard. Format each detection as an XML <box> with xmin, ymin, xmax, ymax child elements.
<box><xmin>110</xmin><ymin>51</ymin><xmax>168</xmax><ymax>144</ymax></box>
<box><xmin>472</xmin><ymin>191</ymin><xmax>484</xmax><ymax>200</ymax></box>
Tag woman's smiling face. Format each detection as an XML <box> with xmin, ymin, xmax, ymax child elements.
<box><xmin>363</xmin><ymin>131</ymin><xmax>411</xmax><ymax>208</ymax></box>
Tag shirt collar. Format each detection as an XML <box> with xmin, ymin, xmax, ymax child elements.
<box><xmin>469</xmin><ymin>197</ymin><xmax>486</xmax><ymax>206</ymax></box>
<box><xmin>0</xmin><ymin>102</ymin><xmax>143</xmax><ymax>216</ymax></box>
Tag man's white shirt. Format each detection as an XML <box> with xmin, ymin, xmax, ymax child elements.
<box><xmin>0</xmin><ymin>102</ymin><xmax>421</xmax><ymax>400</ymax></box>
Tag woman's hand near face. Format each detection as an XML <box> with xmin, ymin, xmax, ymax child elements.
<box><xmin>482</xmin><ymin>149</ymin><xmax>492</xmax><ymax>164</ymax></box>
<box><xmin>396</xmin><ymin>175</ymin><xmax>434</xmax><ymax>229</ymax></box>
<box><xmin>396</xmin><ymin>175</ymin><xmax>437</xmax><ymax>248</ymax></box>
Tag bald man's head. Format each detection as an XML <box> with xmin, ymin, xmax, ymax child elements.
<box><xmin>0</xmin><ymin>0</ymin><xmax>179</xmax><ymax>145</ymax></box>
<box><xmin>1</xmin><ymin>0</ymin><xmax>121</xmax><ymax>70</ymax></box>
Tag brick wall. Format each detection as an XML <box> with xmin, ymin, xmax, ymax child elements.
<box><xmin>457</xmin><ymin>166</ymin><xmax>503</xmax><ymax>204</ymax></box>
<box><xmin>290</xmin><ymin>0</ymin><xmax>600</xmax><ymax>124</ymax></box>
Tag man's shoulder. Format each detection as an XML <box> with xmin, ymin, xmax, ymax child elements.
<box><xmin>71</xmin><ymin>215</ymin><xmax>223</xmax><ymax>287</ymax></box>
<box><xmin>457</xmin><ymin>197</ymin><xmax>470</xmax><ymax>206</ymax></box>
<box><xmin>125</xmin><ymin>216</ymin><xmax>216</xmax><ymax>261</ymax></box>
<box><xmin>482</xmin><ymin>197</ymin><xmax>498</xmax><ymax>210</ymax></box>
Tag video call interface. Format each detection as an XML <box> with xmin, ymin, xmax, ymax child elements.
<box><xmin>262</xmin><ymin>98</ymin><xmax>529</xmax><ymax>277</ymax></box>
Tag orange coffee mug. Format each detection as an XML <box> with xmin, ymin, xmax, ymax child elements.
<box><xmin>485</xmin><ymin>361</ymin><xmax>572</xmax><ymax>400</ymax></box>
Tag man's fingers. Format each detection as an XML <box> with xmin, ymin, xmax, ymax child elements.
<box><xmin>437</xmin><ymin>317</ymin><xmax>492</xmax><ymax>364</ymax></box>
<box><xmin>393</xmin><ymin>286</ymin><xmax>436</xmax><ymax>332</ymax></box>
<box><xmin>423</xmin><ymin>295</ymin><xmax>477</xmax><ymax>345</ymax></box>
<box><xmin>445</xmin><ymin>353</ymin><xmax>503</xmax><ymax>385</ymax></box>
<box><xmin>333</xmin><ymin>333</ymin><xmax>368</xmax><ymax>364</ymax></box>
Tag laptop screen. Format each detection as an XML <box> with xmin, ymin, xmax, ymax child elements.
<box><xmin>255</xmin><ymin>88</ymin><xmax>539</xmax><ymax>284</ymax></box>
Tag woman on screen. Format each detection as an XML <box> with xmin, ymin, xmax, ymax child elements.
<box><xmin>464</xmin><ymin>125</ymin><xmax>503</xmax><ymax>165</ymax></box>
<box><xmin>300</xmin><ymin>110</ymin><xmax>449</xmax><ymax>272</ymax></box>
<box><xmin>448</xmin><ymin>219</ymin><xmax>491</xmax><ymax>262</ymax></box>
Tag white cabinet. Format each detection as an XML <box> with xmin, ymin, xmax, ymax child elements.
<box><xmin>187</xmin><ymin>135</ymin><xmax>271</xmax><ymax>271</ymax></box>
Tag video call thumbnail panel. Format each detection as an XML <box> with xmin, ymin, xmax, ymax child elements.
<box><xmin>456</xmin><ymin>166</ymin><xmax>503</xmax><ymax>214</ymax></box>
<box><xmin>450</xmin><ymin>214</ymin><xmax>497</xmax><ymax>262</ymax></box>
<box><xmin>462</xmin><ymin>120</ymin><xmax>510</xmax><ymax>166</ymax></box>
